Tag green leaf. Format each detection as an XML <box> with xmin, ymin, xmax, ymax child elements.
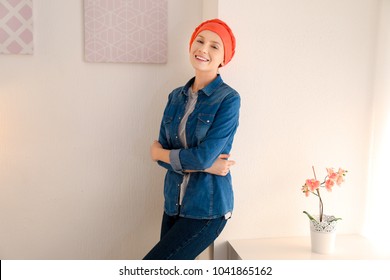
<box><xmin>303</xmin><ymin>211</ymin><xmax>316</xmax><ymax>221</ymax></box>
<box><xmin>328</xmin><ymin>217</ymin><xmax>342</xmax><ymax>223</ymax></box>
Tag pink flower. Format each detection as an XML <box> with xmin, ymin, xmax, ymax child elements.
<box><xmin>301</xmin><ymin>185</ymin><xmax>310</xmax><ymax>197</ymax></box>
<box><xmin>335</xmin><ymin>168</ymin><xmax>346</xmax><ymax>185</ymax></box>
<box><xmin>305</xmin><ymin>179</ymin><xmax>320</xmax><ymax>191</ymax></box>
<box><xmin>338</xmin><ymin>168</ymin><xmax>346</xmax><ymax>175</ymax></box>
<box><xmin>336</xmin><ymin>175</ymin><xmax>344</xmax><ymax>185</ymax></box>
<box><xmin>325</xmin><ymin>179</ymin><xmax>334</xmax><ymax>191</ymax></box>
<box><xmin>327</xmin><ymin>168</ymin><xmax>337</xmax><ymax>180</ymax></box>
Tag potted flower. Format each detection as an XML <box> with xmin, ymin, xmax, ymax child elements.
<box><xmin>301</xmin><ymin>166</ymin><xmax>347</xmax><ymax>254</ymax></box>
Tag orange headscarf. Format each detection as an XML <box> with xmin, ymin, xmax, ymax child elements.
<box><xmin>189</xmin><ymin>19</ymin><xmax>236</xmax><ymax>67</ymax></box>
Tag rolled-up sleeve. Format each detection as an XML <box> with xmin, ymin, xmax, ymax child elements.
<box><xmin>169</xmin><ymin>149</ymin><xmax>183</xmax><ymax>172</ymax></box>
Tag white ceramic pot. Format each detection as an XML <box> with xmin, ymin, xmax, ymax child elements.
<box><xmin>310</xmin><ymin>228</ymin><xmax>336</xmax><ymax>254</ymax></box>
<box><xmin>309</xmin><ymin>215</ymin><xmax>339</xmax><ymax>254</ymax></box>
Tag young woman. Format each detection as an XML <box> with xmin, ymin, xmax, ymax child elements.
<box><xmin>143</xmin><ymin>19</ymin><xmax>240</xmax><ymax>260</ymax></box>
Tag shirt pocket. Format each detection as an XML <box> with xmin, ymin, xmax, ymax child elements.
<box><xmin>163</xmin><ymin>115</ymin><xmax>173</xmax><ymax>146</ymax></box>
<box><xmin>195</xmin><ymin>113</ymin><xmax>215</xmax><ymax>144</ymax></box>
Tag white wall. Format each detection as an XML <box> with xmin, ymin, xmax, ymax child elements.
<box><xmin>214</xmin><ymin>0</ymin><xmax>379</xmax><ymax>259</ymax></box>
<box><xmin>0</xmin><ymin>0</ymin><xmax>203</xmax><ymax>259</ymax></box>
<box><xmin>364</xmin><ymin>0</ymin><xmax>390</xmax><ymax>248</ymax></box>
<box><xmin>0</xmin><ymin>0</ymin><xmax>382</xmax><ymax>260</ymax></box>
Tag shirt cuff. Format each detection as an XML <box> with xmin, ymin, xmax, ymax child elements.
<box><xmin>169</xmin><ymin>149</ymin><xmax>184</xmax><ymax>174</ymax></box>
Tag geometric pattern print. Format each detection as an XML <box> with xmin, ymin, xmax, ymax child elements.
<box><xmin>0</xmin><ymin>0</ymin><xmax>33</xmax><ymax>54</ymax></box>
<box><xmin>84</xmin><ymin>0</ymin><xmax>167</xmax><ymax>64</ymax></box>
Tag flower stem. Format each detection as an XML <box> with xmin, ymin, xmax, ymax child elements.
<box><xmin>316</xmin><ymin>189</ymin><xmax>323</xmax><ymax>222</ymax></box>
<box><xmin>312</xmin><ymin>166</ymin><xmax>323</xmax><ymax>222</ymax></box>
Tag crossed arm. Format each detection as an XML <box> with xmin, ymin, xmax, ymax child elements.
<box><xmin>150</xmin><ymin>140</ymin><xmax>235</xmax><ymax>176</ymax></box>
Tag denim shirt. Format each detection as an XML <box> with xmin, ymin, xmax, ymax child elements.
<box><xmin>157</xmin><ymin>74</ymin><xmax>240</xmax><ymax>219</ymax></box>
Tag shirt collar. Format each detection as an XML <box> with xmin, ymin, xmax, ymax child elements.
<box><xmin>182</xmin><ymin>74</ymin><xmax>223</xmax><ymax>97</ymax></box>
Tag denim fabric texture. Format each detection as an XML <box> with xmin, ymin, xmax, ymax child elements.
<box><xmin>157</xmin><ymin>74</ymin><xmax>240</xmax><ymax>219</ymax></box>
<box><xmin>143</xmin><ymin>212</ymin><xmax>227</xmax><ymax>260</ymax></box>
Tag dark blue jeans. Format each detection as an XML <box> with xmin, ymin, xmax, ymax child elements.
<box><xmin>143</xmin><ymin>212</ymin><xmax>227</xmax><ymax>260</ymax></box>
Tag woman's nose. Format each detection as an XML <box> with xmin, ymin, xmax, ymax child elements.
<box><xmin>199</xmin><ymin>45</ymin><xmax>208</xmax><ymax>53</ymax></box>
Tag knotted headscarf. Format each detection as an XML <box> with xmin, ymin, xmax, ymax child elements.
<box><xmin>189</xmin><ymin>19</ymin><xmax>236</xmax><ymax>67</ymax></box>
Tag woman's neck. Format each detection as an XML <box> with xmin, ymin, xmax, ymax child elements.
<box><xmin>192</xmin><ymin>71</ymin><xmax>218</xmax><ymax>92</ymax></box>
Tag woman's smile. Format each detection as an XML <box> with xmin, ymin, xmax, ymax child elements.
<box><xmin>195</xmin><ymin>55</ymin><xmax>210</xmax><ymax>62</ymax></box>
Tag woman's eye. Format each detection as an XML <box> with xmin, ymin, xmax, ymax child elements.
<box><xmin>196</xmin><ymin>39</ymin><xmax>203</xmax><ymax>44</ymax></box>
<box><xmin>212</xmin><ymin>45</ymin><xmax>219</xmax><ymax>49</ymax></box>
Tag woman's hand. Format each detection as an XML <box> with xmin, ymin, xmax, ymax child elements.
<box><xmin>150</xmin><ymin>140</ymin><xmax>163</xmax><ymax>162</ymax></box>
<box><xmin>204</xmin><ymin>154</ymin><xmax>235</xmax><ymax>176</ymax></box>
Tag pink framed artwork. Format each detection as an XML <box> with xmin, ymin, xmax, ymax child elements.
<box><xmin>0</xmin><ymin>0</ymin><xmax>33</xmax><ymax>55</ymax></box>
<box><xmin>84</xmin><ymin>0</ymin><xmax>168</xmax><ymax>64</ymax></box>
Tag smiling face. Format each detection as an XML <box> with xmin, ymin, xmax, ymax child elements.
<box><xmin>189</xmin><ymin>30</ymin><xmax>225</xmax><ymax>75</ymax></box>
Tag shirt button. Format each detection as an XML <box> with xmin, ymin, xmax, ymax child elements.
<box><xmin>207</xmin><ymin>120</ymin><xmax>210</xmax><ymax>123</ymax></box>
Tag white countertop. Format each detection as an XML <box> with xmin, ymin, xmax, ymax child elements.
<box><xmin>227</xmin><ymin>234</ymin><xmax>390</xmax><ymax>260</ymax></box>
